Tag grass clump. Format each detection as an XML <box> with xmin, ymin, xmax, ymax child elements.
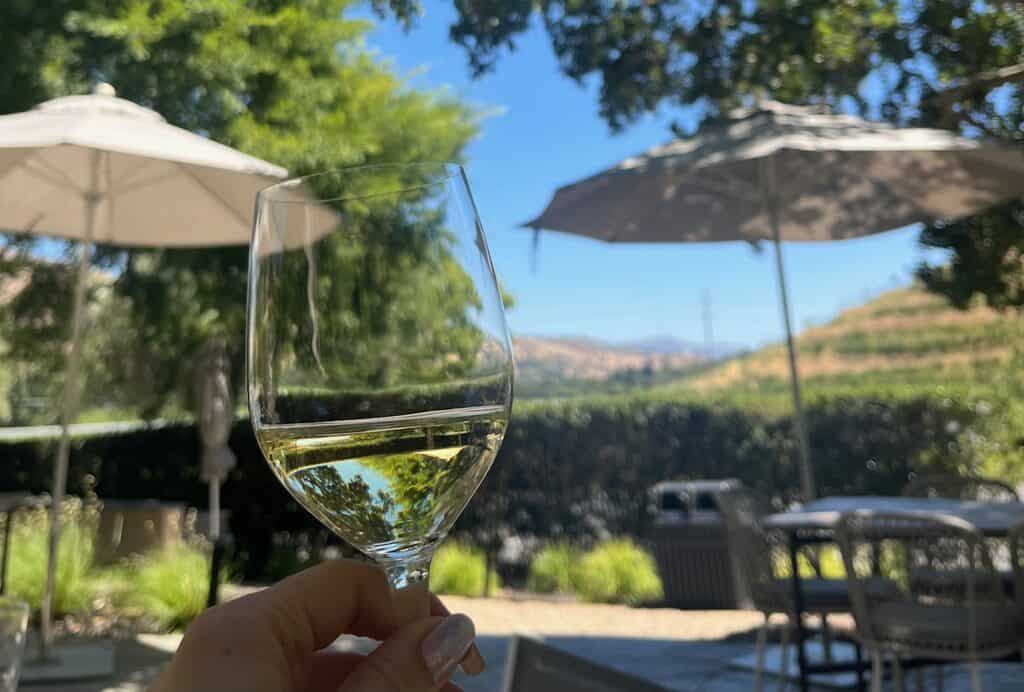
<box><xmin>526</xmin><ymin>543</ymin><xmax>580</xmax><ymax>594</ymax></box>
<box><xmin>430</xmin><ymin>542</ymin><xmax>499</xmax><ymax>597</ymax></box>
<box><xmin>573</xmin><ymin>539</ymin><xmax>662</xmax><ymax>605</ymax></box>
<box><xmin>6</xmin><ymin>501</ymin><xmax>99</xmax><ymax>615</ymax></box>
<box><xmin>111</xmin><ymin>541</ymin><xmax>220</xmax><ymax>631</ymax></box>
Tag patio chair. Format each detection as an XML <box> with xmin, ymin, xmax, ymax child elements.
<box><xmin>501</xmin><ymin>635</ymin><xmax>670</xmax><ymax>692</ymax></box>
<box><xmin>902</xmin><ymin>474</ymin><xmax>1019</xmax><ymax>503</ymax></box>
<box><xmin>835</xmin><ymin>511</ymin><xmax>1023</xmax><ymax>692</ymax></box>
<box><xmin>903</xmin><ymin>474</ymin><xmax>1019</xmax><ymax>597</ymax></box>
<box><xmin>718</xmin><ymin>489</ymin><xmax>855</xmax><ymax>692</ymax></box>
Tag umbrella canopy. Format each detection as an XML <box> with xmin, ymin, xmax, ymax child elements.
<box><xmin>0</xmin><ymin>85</ymin><xmax>285</xmax><ymax>245</ymax></box>
<box><xmin>0</xmin><ymin>84</ymin><xmax>287</xmax><ymax>663</ymax></box>
<box><xmin>528</xmin><ymin>101</ymin><xmax>1024</xmax><ymax>243</ymax></box>
<box><xmin>527</xmin><ymin>101</ymin><xmax>1024</xmax><ymax>500</ymax></box>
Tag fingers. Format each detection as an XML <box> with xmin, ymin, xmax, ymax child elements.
<box><xmin>337</xmin><ymin>615</ymin><xmax>477</xmax><ymax>692</ymax></box>
<box><xmin>430</xmin><ymin>594</ymin><xmax>485</xmax><ymax>676</ymax></box>
<box><xmin>254</xmin><ymin>559</ymin><xmax>399</xmax><ymax>649</ymax></box>
<box><xmin>306</xmin><ymin>651</ymin><xmax>364</xmax><ymax>692</ymax></box>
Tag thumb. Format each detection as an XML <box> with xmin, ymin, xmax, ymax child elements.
<box><xmin>338</xmin><ymin>614</ymin><xmax>476</xmax><ymax>692</ymax></box>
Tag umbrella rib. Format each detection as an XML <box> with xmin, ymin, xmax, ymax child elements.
<box><xmin>108</xmin><ymin>156</ymin><xmax>160</xmax><ymax>188</ymax></box>
<box><xmin>23</xmin><ymin>158</ymin><xmax>87</xmax><ymax>197</ymax></box>
<box><xmin>177</xmin><ymin>162</ymin><xmax>253</xmax><ymax>232</ymax></box>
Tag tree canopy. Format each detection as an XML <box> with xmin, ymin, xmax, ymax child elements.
<box><xmin>0</xmin><ymin>0</ymin><xmax>480</xmax><ymax>422</ymax></box>
<box><xmin>417</xmin><ymin>0</ymin><xmax>1024</xmax><ymax>309</ymax></box>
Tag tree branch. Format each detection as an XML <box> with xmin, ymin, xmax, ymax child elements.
<box><xmin>932</xmin><ymin>62</ymin><xmax>1024</xmax><ymax>108</ymax></box>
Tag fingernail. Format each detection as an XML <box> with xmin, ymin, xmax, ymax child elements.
<box><xmin>422</xmin><ymin>614</ymin><xmax>476</xmax><ymax>682</ymax></box>
<box><xmin>460</xmin><ymin>643</ymin><xmax>486</xmax><ymax>676</ymax></box>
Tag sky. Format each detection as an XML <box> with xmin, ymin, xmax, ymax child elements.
<box><xmin>362</xmin><ymin>5</ymin><xmax>947</xmax><ymax>350</ymax></box>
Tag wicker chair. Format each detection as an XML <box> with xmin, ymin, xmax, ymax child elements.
<box><xmin>902</xmin><ymin>474</ymin><xmax>1019</xmax><ymax>503</ymax></box>
<box><xmin>718</xmin><ymin>489</ymin><xmax>853</xmax><ymax>692</ymax></box>
<box><xmin>904</xmin><ymin>474</ymin><xmax>1019</xmax><ymax>597</ymax></box>
<box><xmin>836</xmin><ymin>511</ymin><xmax>1024</xmax><ymax>692</ymax></box>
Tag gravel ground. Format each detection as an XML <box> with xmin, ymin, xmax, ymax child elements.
<box><xmin>438</xmin><ymin>595</ymin><xmax>767</xmax><ymax>641</ymax></box>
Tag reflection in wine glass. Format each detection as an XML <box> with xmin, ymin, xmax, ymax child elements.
<box><xmin>247</xmin><ymin>164</ymin><xmax>513</xmax><ymax>611</ymax></box>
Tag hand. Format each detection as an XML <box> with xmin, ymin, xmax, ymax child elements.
<box><xmin>152</xmin><ymin>559</ymin><xmax>485</xmax><ymax>692</ymax></box>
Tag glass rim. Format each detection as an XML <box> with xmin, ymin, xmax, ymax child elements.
<box><xmin>258</xmin><ymin>162</ymin><xmax>464</xmax><ymax>205</ymax></box>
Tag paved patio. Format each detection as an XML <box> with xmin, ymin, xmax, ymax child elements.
<box><xmin>23</xmin><ymin>596</ymin><xmax>1024</xmax><ymax>690</ymax></box>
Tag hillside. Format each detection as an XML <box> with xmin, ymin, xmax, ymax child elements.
<box><xmin>513</xmin><ymin>336</ymin><xmax>706</xmax><ymax>397</ymax></box>
<box><xmin>678</xmin><ymin>286</ymin><xmax>1022</xmax><ymax>393</ymax></box>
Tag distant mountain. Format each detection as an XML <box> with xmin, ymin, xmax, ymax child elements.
<box><xmin>616</xmin><ymin>334</ymin><xmax>742</xmax><ymax>360</ymax></box>
<box><xmin>512</xmin><ymin>335</ymin><xmax>706</xmax><ymax>395</ymax></box>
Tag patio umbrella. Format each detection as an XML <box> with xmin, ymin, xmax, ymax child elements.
<box><xmin>0</xmin><ymin>83</ymin><xmax>286</xmax><ymax>663</ymax></box>
<box><xmin>194</xmin><ymin>336</ymin><xmax>236</xmax><ymax>607</ymax></box>
<box><xmin>526</xmin><ymin>100</ymin><xmax>1024</xmax><ymax>500</ymax></box>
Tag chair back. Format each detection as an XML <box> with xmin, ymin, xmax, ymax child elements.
<box><xmin>717</xmin><ymin>488</ymin><xmax>788</xmax><ymax>613</ymax></box>
<box><xmin>501</xmin><ymin>636</ymin><xmax>669</xmax><ymax>692</ymax></box>
<box><xmin>835</xmin><ymin>511</ymin><xmax>1011</xmax><ymax>657</ymax></box>
<box><xmin>902</xmin><ymin>474</ymin><xmax>1019</xmax><ymax>503</ymax></box>
<box><xmin>1007</xmin><ymin>519</ymin><xmax>1024</xmax><ymax>609</ymax></box>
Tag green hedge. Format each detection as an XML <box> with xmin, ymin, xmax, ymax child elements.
<box><xmin>0</xmin><ymin>393</ymin><xmax>975</xmax><ymax>578</ymax></box>
<box><xmin>457</xmin><ymin>394</ymin><xmax>972</xmax><ymax>548</ymax></box>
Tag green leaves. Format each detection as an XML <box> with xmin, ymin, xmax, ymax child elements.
<box><xmin>0</xmin><ymin>1</ymin><xmax>479</xmax><ymax>421</ymax></box>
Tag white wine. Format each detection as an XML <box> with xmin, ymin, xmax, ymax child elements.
<box><xmin>256</xmin><ymin>404</ymin><xmax>507</xmax><ymax>561</ymax></box>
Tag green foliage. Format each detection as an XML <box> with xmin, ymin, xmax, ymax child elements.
<box><xmin>430</xmin><ymin>542</ymin><xmax>498</xmax><ymax>597</ymax></box>
<box><xmin>917</xmin><ymin>202</ymin><xmax>1024</xmax><ymax>312</ymax></box>
<box><xmin>572</xmin><ymin>540</ymin><xmax>662</xmax><ymax>605</ymax></box>
<box><xmin>6</xmin><ymin>502</ymin><xmax>98</xmax><ymax>615</ymax></box>
<box><xmin>110</xmin><ymin>542</ymin><xmax>218</xmax><ymax>631</ymax></box>
<box><xmin>527</xmin><ymin>543</ymin><xmax>580</xmax><ymax>594</ymax></box>
<box><xmin>0</xmin><ymin>1</ymin><xmax>480</xmax><ymax>421</ymax></box>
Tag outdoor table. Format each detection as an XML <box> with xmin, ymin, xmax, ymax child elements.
<box><xmin>764</xmin><ymin>496</ymin><xmax>1024</xmax><ymax>692</ymax></box>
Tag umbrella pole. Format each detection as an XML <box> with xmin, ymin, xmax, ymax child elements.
<box><xmin>40</xmin><ymin>151</ymin><xmax>101</xmax><ymax>659</ymax></box>
<box><xmin>761</xmin><ymin>157</ymin><xmax>816</xmax><ymax>500</ymax></box>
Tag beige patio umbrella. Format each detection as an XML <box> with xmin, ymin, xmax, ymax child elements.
<box><xmin>0</xmin><ymin>84</ymin><xmax>287</xmax><ymax>668</ymax></box>
<box><xmin>527</xmin><ymin>101</ymin><xmax>1024</xmax><ymax>500</ymax></box>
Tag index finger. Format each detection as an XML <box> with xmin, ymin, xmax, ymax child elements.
<box><xmin>250</xmin><ymin>559</ymin><xmax>399</xmax><ymax>650</ymax></box>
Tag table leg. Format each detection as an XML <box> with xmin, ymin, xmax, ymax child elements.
<box><xmin>207</xmin><ymin>539</ymin><xmax>225</xmax><ymax>608</ymax></box>
<box><xmin>789</xmin><ymin>533</ymin><xmax>809</xmax><ymax>692</ymax></box>
<box><xmin>855</xmin><ymin>641</ymin><xmax>865</xmax><ymax>692</ymax></box>
<box><xmin>0</xmin><ymin>509</ymin><xmax>13</xmax><ymax>596</ymax></box>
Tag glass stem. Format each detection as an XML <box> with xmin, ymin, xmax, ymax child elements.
<box><xmin>385</xmin><ymin>552</ymin><xmax>434</xmax><ymax>625</ymax></box>
<box><xmin>383</xmin><ymin>551</ymin><xmax>433</xmax><ymax>591</ymax></box>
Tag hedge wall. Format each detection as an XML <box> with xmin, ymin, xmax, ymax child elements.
<box><xmin>0</xmin><ymin>394</ymin><xmax>974</xmax><ymax>578</ymax></box>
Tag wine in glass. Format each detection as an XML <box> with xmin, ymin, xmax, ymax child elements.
<box><xmin>247</xmin><ymin>163</ymin><xmax>513</xmax><ymax>613</ymax></box>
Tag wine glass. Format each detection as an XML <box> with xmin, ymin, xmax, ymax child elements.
<box><xmin>246</xmin><ymin>163</ymin><xmax>513</xmax><ymax>615</ymax></box>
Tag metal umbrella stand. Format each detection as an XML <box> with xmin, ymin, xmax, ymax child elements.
<box><xmin>195</xmin><ymin>337</ymin><xmax>236</xmax><ymax>607</ymax></box>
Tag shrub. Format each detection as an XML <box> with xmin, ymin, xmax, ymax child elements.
<box><xmin>6</xmin><ymin>501</ymin><xmax>99</xmax><ymax>614</ymax></box>
<box><xmin>112</xmin><ymin>542</ymin><xmax>220</xmax><ymax>631</ymax></box>
<box><xmin>527</xmin><ymin>543</ymin><xmax>580</xmax><ymax>594</ymax></box>
<box><xmin>574</xmin><ymin>540</ymin><xmax>662</xmax><ymax>605</ymax></box>
<box><xmin>0</xmin><ymin>389</ymin><xmax>983</xmax><ymax>578</ymax></box>
<box><xmin>430</xmin><ymin>542</ymin><xmax>499</xmax><ymax>597</ymax></box>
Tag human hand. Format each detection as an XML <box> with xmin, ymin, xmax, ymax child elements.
<box><xmin>151</xmin><ymin>559</ymin><xmax>485</xmax><ymax>692</ymax></box>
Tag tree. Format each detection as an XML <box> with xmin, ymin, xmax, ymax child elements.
<box><xmin>414</xmin><ymin>1</ymin><xmax>1024</xmax><ymax>309</ymax></box>
<box><xmin>0</xmin><ymin>1</ymin><xmax>479</xmax><ymax>420</ymax></box>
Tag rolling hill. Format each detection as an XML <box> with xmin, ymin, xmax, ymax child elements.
<box><xmin>512</xmin><ymin>336</ymin><xmax>708</xmax><ymax>397</ymax></box>
<box><xmin>677</xmin><ymin>286</ymin><xmax>1022</xmax><ymax>393</ymax></box>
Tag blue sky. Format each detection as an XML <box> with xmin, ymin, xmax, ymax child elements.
<box><xmin>363</xmin><ymin>6</ymin><xmax>946</xmax><ymax>349</ymax></box>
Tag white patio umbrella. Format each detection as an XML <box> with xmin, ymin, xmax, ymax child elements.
<box><xmin>0</xmin><ymin>84</ymin><xmax>287</xmax><ymax>665</ymax></box>
<box><xmin>527</xmin><ymin>100</ymin><xmax>1024</xmax><ymax>500</ymax></box>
